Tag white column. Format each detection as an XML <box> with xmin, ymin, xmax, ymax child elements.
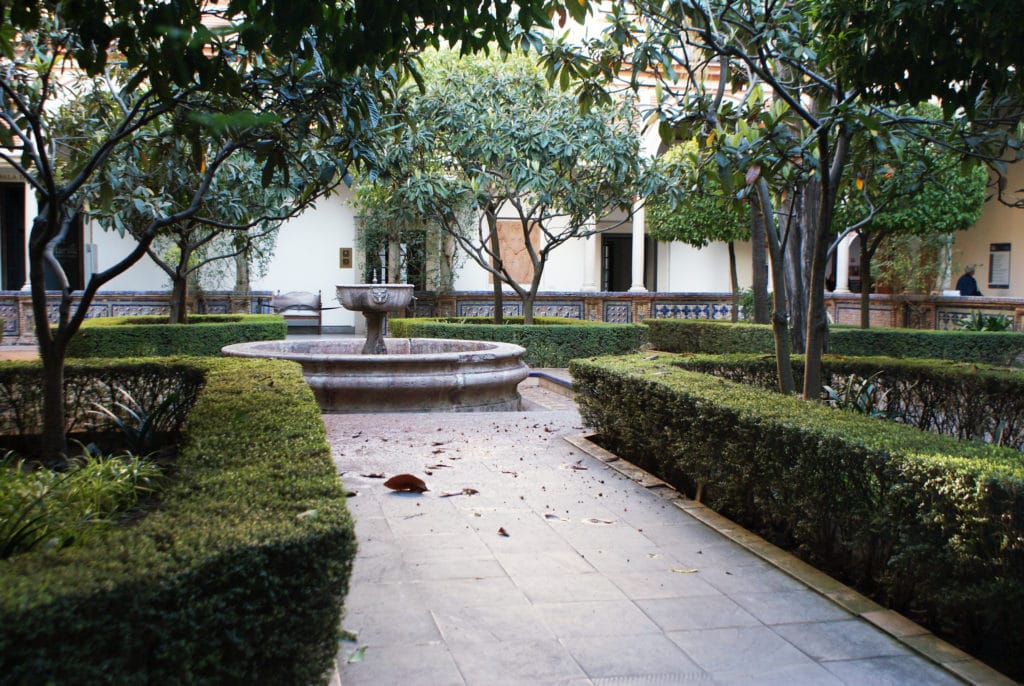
<box><xmin>581</xmin><ymin>223</ymin><xmax>599</xmax><ymax>292</ymax></box>
<box><xmin>628</xmin><ymin>201</ymin><xmax>647</xmax><ymax>293</ymax></box>
<box><xmin>833</xmin><ymin>233</ymin><xmax>853</xmax><ymax>293</ymax></box>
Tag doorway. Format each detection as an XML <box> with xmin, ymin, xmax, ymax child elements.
<box><xmin>0</xmin><ymin>183</ymin><xmax>25</xmax><ymax>290</ymax></box>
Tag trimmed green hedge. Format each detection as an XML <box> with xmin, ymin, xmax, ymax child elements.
<box><xmin>830</xmin><ymin>325</ymin><xmax>1024</xmax><ymax>366</ymax></box>
<box><xmin>570</xmin><ymin>352</ymin><xmax>1024</xmax><ymax>679</ymax></box>
<box><xmin>388</xmin><ymin>316</ymin><xmax>648</xmax><ymax>367</ymax></box>
<box><xmin>0</xmin><ymin>358</ymin><xmax>356</xmax><ymax>685</ymax></box>
<box><xmin>669</xmin><ymin>353</ymin><xmax>1024</xmax><ymax>450</ymax></box>
<box><xmin>66</xmin><ymin>314</ymin><xmax>287</xmax><ymax>358</ymax></box>
<box><xmin>644</xmin><ymin>318</ymin><xmax>1024</xmax><ymax>366</ymax></box>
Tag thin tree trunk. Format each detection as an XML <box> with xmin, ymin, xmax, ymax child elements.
<box><xmin>756</xmin><ymin>180</ymin><xmax>795</xmax><ymax>394</ymax></box>
<box><xmin>749</xmin><ymin>203</ymin><xmax>770</xmax><ymax>324</ymax></box>
<box><xmin>728</xmin><ymin>241</ymin><xmax>739</xmax><ymax>322</ymax></box>
<box><xmin>803</xmin><ymin>128</ymin><xmax>850</xmax><ymax>400</ymax></box>
<box><xmin>232</xmin><ymin>249</ymin><xmax>250</xmax><ymax>313</ymax></box>
<box><xmin>786</xmin><ymin>188</ymin><xmax>811</xmax><ymax>354</ymax></box>
<box><xmin>485</xmin><ymin>206</ymin><xmax>504</xmax><ymax>324</ymax></box>
<box><xmin>387</xmin><ymin>229</ymin><xmax>402</xmax><ymax>283</ymax></box>
<box><xmin>169</xmin><ymin>275</ymin><xmax>188</xmax><ymax>324</ymax></box>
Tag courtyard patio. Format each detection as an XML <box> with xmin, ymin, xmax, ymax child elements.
<box><xmin>326</xmin><ymin>375</ymin><xmax>1003</xmax><ymax>685</ymax></box>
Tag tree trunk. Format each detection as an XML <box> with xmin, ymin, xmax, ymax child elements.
<box><xmin>785</xmin><ymin>187</ymin><xmax>813</xmax><ymax>354</ymax></box>
<box><xmin>522</xmin><ymin>291</ymin><xmax>536</xmax><ymax>325</ymax></box>
<box><xmin>169</xmin><ymin>274</ymin><xmax>188</xmax><ymax>324</ymax></box>
<box><xmin>859</xmin><ymin>233</ymin><xmax>871</xmax><ymax>329</ymax></box>
<box><xmin>485</xmin><ymin>206</ymin><xmax>504</xmax><ymax>324</ymax></box>
<box><xmin>802</xmin><ymin>129</ymin><xmax>850</xmax><ymax>401</ymax></box>
<box><xmin>748</xmin><ymin>202</ymin><xmax>771</xmax><ymax>324</ymax></box>
<box><xmin>387</xmin><ymin>229</ymin><xmax>402</xmax><ymax>283</ymax></box>
<box><xmin>232</xmin><ymin>249</ymin><xmax>251</xmax><ymax>314</ymax></box>
<box><xmin>755</xmin><ymin>180</ymin><xmax>795</xmax><ymax>394</ymax></box>
<box><xmin>728</xmin><ymin>241</ymin><xmax>739</xmax><ymax>322</ymax></box>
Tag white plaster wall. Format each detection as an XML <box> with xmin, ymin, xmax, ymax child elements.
<box><xmin>951</xmin><ymin>164</ymin><xmax>1024</xmax><ymax>298</ymax></box>
<box><xmin>450</xmin><ymin>210</ymin><xmax>588</xmax><ymax>292</ymax></box>
<box><xmin>251</xmin><ymin>188</ymin><xmax>360</xmax><ymax>330</ymax></box>
<box><xmin>660</xmin><ymin>240</ymin><xmax>753</xmax><ymax>293</ymax></box>
<box><xmin>89</xmin><ymin>221</ymin><xmax>168</xmax><ymax>291</ymax></box>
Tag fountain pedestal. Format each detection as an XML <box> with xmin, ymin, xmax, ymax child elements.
<box><xmin>336</xmin><ymin>284</ymin><xmax>415</xmax><ymax>354</ymax></box>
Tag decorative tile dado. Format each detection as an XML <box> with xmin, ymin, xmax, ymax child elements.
<box><xmin>111</xmin><ymin>302</ymin><xmax>169</xmax><ymax>317</ymax></box>
<box><xmin>653</xmin><ymin>301</ymin><xmax>732</xmax><ymax>320</ymax></box>
<box><xmin>604</xmin><ymin>302</ymin><xmax>632</xmax><ymax>323</ymax></box>
<box><xmin>533</xmin><ymin>302</ymin><xmax>583</xmax><ymax>319</ymax></box>
<box><xmin>456</xmin><ymin>301</ymin><xmax>523</xmax><ymax>317</ymax></box>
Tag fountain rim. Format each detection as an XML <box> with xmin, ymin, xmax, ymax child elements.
<box><xmin>221</xmin><ymin>337</ymin><xmax>527</xmax><ymax>363</ymax></box>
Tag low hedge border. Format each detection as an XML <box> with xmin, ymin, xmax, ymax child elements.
<box><xmin>388</xmin><ymin>316</ymin><xmax>648</xmax><ymax>367</ymax></box>
<box><xmin>670</xmin><ymin>353</ymin><xmax>1024</xmax><ymax>450</ymax></box>
<box><xmin>0</xmin><ymin>357</ymin><xmax>356</xmax><ymax>685</ymax></box>
<box><xmin>644</xmin><ymin>318</ymin><xmax>1024</xmax><ymax>367</ymax></box>
<box><xmin>569</xmin><ymin>353</ymin><xmax>1024</xmax><ymax>679</ymax></box>
<box><xmin>66</xmin><ymin>314</ymin><xmax>287</xmax><ymax>358</ymax></box>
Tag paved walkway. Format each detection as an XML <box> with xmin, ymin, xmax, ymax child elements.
<box><xmin>324</xmin><ymin>382</ymin><xmax>995</xmax><ymax>686</ymax></box>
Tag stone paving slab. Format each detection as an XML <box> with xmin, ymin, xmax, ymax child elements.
<box><xmin>323</xmin><ymin>396</ymin><xmax>998</xmax><ymax>686</ymax></box>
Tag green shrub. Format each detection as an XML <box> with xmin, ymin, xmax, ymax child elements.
<box><xmin>389</xmin><ymin>316</ymin><xmax>648</xmax><ymax>367</ymax></box>
<box><xmin>66</xmin><ymin>314</ymin><xmax>286</xmax><ymax>358</ymax></box>
<box><xmin>669</xmin><ymin>353</ymin><xmax>1024</xmax><ymax>450</ymax></box>
<box><xmin>0</xmin><ymin>358</ymin><xmax>355</xmax><ymax>685</ymax></box>
<box><xmin>571</xmin><ymin>352</ymin><xmax>1024</xmax><ymax>679</ymax></box>
<box><xmin>645</xmin><ymin>318</ymin><xmax>1024</xmax><ymax>367</ymax></box>
<box><xmin>644</xmin><ymin>318</ymin><xmax>775</xmax><ymax>354</ymax></box>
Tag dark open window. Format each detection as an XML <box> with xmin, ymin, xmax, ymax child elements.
<box><xmin>0</xmin><ymin>182</ymin><xmax>25</xmax><ymax>291</ymax></box>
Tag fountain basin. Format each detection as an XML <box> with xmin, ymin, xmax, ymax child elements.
<box><xmin>336</xmin><ymin>283</ymin><xmax>414</xmax><ymax>312</ymax></box>
<box><xmin>221</xmin><ymin>338</ymin><xmax>529</xmax><ymax>413</ymax></box>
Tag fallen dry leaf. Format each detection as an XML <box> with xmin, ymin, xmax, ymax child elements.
<box><xmin>383</xmin><ymin>474</ymin><xmax>429</xmax><ymax>493</ymax></box>
<box><xmin>497</xmin><ymin>527</ymin><xmax>510</xmax><ymax>537</ymax></box>
<box><xmin>361</xmin><ymin>473</ymin><xmax>385</xmax><ymax>479</ymax></box>
<box><xmin>584</xmin><ymin>518</ymin><xmax>615</xmax><ymax>525</ymax></box>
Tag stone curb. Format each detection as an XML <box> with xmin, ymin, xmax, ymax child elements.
<box><xmin>564</xmin><ymin>432</ymin><xmax>1017</xmax><ymax>686</ymax></box>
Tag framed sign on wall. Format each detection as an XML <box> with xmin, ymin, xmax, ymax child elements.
<box><xmin>989</xmin><ymin>243</ymin><xmax>1011</xmax><ymax>289</ymax></box>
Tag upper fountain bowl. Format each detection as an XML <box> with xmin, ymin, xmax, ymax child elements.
<box><xmin>337</xmin><ymin>284</ymin><xmax>414</xmax><ymax>312</ymax></box>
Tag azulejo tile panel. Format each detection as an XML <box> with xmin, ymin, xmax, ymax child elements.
<box><xmin>533</xmin><ymin>302</ymin><xmax>583</xmax><ymax>319</ymax></box>
<box><xmin>653</xmin><ymin>301</ymin><xmax>733</xmax><ymax>320</ymax></box>
<box><xmin>604</xmin><ymin>302</ymin><xmax>632</xmax><ymax>323</ymax></box>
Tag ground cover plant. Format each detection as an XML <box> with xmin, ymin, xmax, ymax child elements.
<box><xmin>570</xmin><ymin>352</ymin><xmax>1024</xmax><ymax>679</ymax></box>
<box><xmin>388</xmin><ymin>316</ymin><xmax>647</xmax><ymax>367</ymax></box>
<box><xmin>0</xmin><ymin>357</ymin><xmax>355</xmax><ymax>684</ymax></box>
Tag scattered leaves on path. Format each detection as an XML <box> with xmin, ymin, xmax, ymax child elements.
<box><xmin>384</xmin><ymin>474</ymin><xmax>429</xmax><ymax>493</ymax></box>
<box><xmin>440</xmin><ymin>488</ymin><xmax>480</xmax><ymax>498</ymax></box>
<box><xmin>497</xmin><ymin>527</ymin><xmax>510</xmax><ymax>537</ymax></box>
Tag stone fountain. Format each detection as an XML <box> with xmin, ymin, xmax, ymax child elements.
<box><xmin>222</xmin><ymin>284</ymin><xmax>529</xmax><ymax>413</ymax></box>
<box><xmin>337</xmin><ymin>283</ymin><xmax>414</xmax><ymax>354</ymax></box>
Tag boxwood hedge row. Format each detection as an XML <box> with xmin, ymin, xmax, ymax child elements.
<box><xmin>570</xmin><ymin>353</ymin><xmax>1024</xmax><ymax>680</ymax></box>
<box><xmin>671</xmin><ymin>353</ymin><xmax>1024</xmax><ymax>450</ymax></box>
<box><xmin>66</xmin><ymin>314</ymin><xmax>286</xmax><ymax>358</ymax></box>
<box><xmin>644</xmin><ymin>318</ymin><xmax>1024</xmax><ymax>367</ymax></box>
<box><xmin>0</xmin><ymin>357</ymin><xmax>355</xmax><ymax>685</ymax></box>
<box><xmin>388</xmin><ymin>316</ymin><xmax>648</xmax><ymax>367</ymax></box>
